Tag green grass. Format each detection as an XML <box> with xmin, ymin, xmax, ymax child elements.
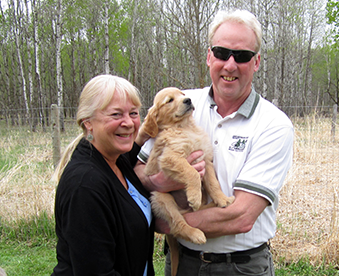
<box><xmin>0</xmin><ymin>212</ymin><xmax>57</xmax><ymax>276</ymax></box>
<box><xmin>1</xmin><ymin>240</ymin><xmax>56</xmax><ymax>276</ymax></box>
<box><xmin>1</xmin><ymin>217</ymin><xmax>339</xmax><ymax>275</ymax></box>
<box><xmin>276</xmin><ymin>261</ymin><xmax>339</xmax><ymax>275</ymax></box>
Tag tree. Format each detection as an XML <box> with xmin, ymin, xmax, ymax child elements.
<box><xmin>326</xmin><ymin>0</ymin><xmax>339</xmax><ymax>45</ymax></box>
<box><xmin>0</xmin><ymin>0</ymin><xmax>336</xmax><ymax>123</ymax></box>
<box><xmin>56</xmin><ymin>0</ymin><xmax>64</xmax><ymax>131</ymax></box>
<box><xmin>11</xmin><ymin>0</ymin><xmax>29</xmax><ymax>122</ymax></box>
<box><xmin>104</xmin><ymin>0</ymin><xmax>109</xmax><ymax>74</ymax></box>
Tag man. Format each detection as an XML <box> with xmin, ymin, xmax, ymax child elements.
<box><xmin>135</xmin><ymin>9</ymin><xmax>293</xmax><ymax>276</ymax></box>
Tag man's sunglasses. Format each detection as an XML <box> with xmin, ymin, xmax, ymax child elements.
<box><xmin>211</xmin><ymin>46</ymin><xmax>257</xmax><ymax>63</ymax></box>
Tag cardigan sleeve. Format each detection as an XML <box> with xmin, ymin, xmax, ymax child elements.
<box><xmin>61</xmin><ymin>177</ymin><xmax>121</xmax><ymax>275</ymax></box>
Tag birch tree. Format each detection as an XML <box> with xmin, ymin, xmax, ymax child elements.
<box><xmin>56</xmin><ymin>0</ymin><xmax>64</xmax><ymax>131</ymax></box>
<box><xmin>160</xmin><ymin>0</ymin><xmax>221</xmax><ymax>88</ymax></box>
<box><xmin>22</xmin><ymin>0</ymin><xmax>37</xmax><ymax>130</ymax></box>
<box><xmin>32</xmin><ymin>0</ymin><xmax>45</xmax><ymax>131</ymax></box>
<box><xmin>104</xmin><ymin>0</ymin><xmax>110</xmax><ymax>74</ymax></box>
<box><xmin>11</xmin><ymin>0</ymin><xmax>29</xmax><ymax>121</ymax></box>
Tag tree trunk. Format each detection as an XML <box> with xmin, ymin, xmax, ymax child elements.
<box><xmin>12</xmin><ymin>0</ymin><xmax>30</xmax><ymax>123</ymax></box>
<box><xmin>104</xmin><ymin>0</ymin><xmax>109</xmax><ymax>74</ymax></box>
<box><xmin>33</xmin><ymin>0</ymin><xmax>46</xmax><ymax>131</ymax></box>
<box><xmin>56</xmin><ymin>0</ymin><xmax>64</xmax><ymax>131</ymax></box>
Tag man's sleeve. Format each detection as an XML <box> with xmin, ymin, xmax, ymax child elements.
<box><xmin>137</xmin><ymin>138</ymin><xmax>155</xmax><ymax>163</ymax></box>
<box><xmin>235</xmin><ymin>125</ymin><xmax>294</xmax><ymax>205</ymax></box>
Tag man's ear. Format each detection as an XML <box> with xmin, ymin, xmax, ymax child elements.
<box><xmin>142</xmin><ymin>106</ymin><xmax>159</xmax><ymax>138</ymax></box>
<box><xmin>206</xmin><ymin>47</ymin><xmax>212</xmax><ymax>67</ymax></box>
<box><xmin>254</xmin><ymin>53</ymin><xmax>261</xmax><ymax>72</ymax></box>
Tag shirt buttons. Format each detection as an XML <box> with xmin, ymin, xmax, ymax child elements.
<box><xmin>214</xmin><ymin>140</ymin><xmax>218</xmax><ymax>145</ymax></box>
<box><xmin>218</xmin><ymin>124</ymin><xmax>222</xmax><ymax>128</ymax></box>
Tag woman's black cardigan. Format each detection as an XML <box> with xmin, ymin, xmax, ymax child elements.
<box><xmin>52</xmin><ymin>138</ymin><xmax>155</xmax><ymax>276</ymax></box>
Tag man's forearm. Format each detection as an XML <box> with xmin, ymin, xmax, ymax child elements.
<box><xmin>184</xmin><ymin>190</ymin><xmax>269</xmax><ymax>238</ymax></box>
<box><xmin>134</xmin><ymin>161</ymin><xmax>155</xmax><ymax>192</ymax></box>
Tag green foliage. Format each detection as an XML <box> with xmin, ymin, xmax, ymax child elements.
<box><xmin>326</xmin><ymin>0</ymin><xmax>339</xmax><ymax>45</ymax></box>
<box><xmin>109</xmin><ymin>3</ymin><xmax>130</xmax><ymax>75</ymax></box>
<box><xmin>327</xmin><ymin>0</ymin><xmax>339</xmax><ymax>25</ymax></box>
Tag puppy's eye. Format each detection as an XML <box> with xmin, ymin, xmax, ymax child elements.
<box><xmin>167</xmin><ymin>98</ymin><xmax>174</xmax><ymax>103</ymax></box>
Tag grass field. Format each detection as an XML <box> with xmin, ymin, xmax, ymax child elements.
<box><xmin>0</xmin><ymin>115</ymin><xmax>339</xmax><ymax>275</ymax></box>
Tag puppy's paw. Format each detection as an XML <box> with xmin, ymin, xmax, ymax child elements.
<box><xmin>215</xmin><ymin>195</ymin><xmax>235</xmax><ymax>208</ymax></box>
<box><xmin>187</xmin><ymin>192</ymin><xmax>202</xmax><ymax>211</ymax></box>
<box><xmin>187</xmin><ymin>228</ymin><xmax>206</xmax><ymax>245</ymax></box>
<box><xmin>188</xmin><ymin>200</ymin><xmax>201</xmax><ymax>212</ymax></box>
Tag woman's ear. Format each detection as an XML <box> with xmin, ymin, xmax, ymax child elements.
<box><xmin>82</xmin><ymin>119</ymin><xmax>92</xmax><ymax>131</ymax></box>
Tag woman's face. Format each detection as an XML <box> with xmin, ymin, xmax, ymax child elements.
<box><xmin>84</xmin><ymin>91</ymin><xmax>140</xmax><ymax>162</ymax></box>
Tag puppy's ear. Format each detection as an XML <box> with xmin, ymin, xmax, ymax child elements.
<box><xmin>143</xmin><ymin>106</ymin><xmax>159</xmax><ymax>138</ymax></box>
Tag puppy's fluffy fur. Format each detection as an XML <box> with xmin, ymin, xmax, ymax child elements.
<box><xmin>143</xmin><ymin>87</ymin><xmax>234</xmax><ymax>276</ymax></box>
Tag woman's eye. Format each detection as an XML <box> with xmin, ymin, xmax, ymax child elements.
<box><xmin>111</xmin><ymin>113</ymin><xmax>122</xmax><ymax>118</ymax></box>
<box><xmin>130</xmin><ymin>112</ymin><xmax>139</xmax><ymax>118</ymax></box>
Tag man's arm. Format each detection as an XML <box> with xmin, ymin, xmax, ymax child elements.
<box><xmin>134</xmin><ymin>123</ymin><xmax>150</xmax><ymax>147</ymax></box>
<box><xmin>183</xmin><ymin>190</ymin><xmax>269</xmax><ymax>238</ymax></box>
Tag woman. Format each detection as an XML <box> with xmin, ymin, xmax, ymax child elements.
<box><xmin>51</xmin><ymin>75</ymin><xmax>153</xmax><ymax>276</ymax></box>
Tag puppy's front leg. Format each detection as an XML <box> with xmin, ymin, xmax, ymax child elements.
<box><xmin>159</xmin><ymin>151</ymin><xmax>202</xmax><ymax>211</ymax></box>
<box><xmin>203</xmin><ymin>160</ymin><xmax>235</xmax><ymax>207</ymax></box>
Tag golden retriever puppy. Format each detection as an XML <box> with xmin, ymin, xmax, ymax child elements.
<box><xmin>143</xmin><ymin>87</ymin><xmax>234</xmax><ymax>275</ymax></box>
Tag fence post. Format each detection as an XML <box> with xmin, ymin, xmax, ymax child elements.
<box><xmin>332</xmin><ymin>104</ymin><xmax>337</xmax><ymax>142</ymax></box>
<box><xmin>51</xmin><ymin>104</ymin><xmax>61</xmax><ymax>168</ymax></box>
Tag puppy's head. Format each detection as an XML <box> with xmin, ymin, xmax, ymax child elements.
<box><xmin>143</xmin><ymin>87</ymin><xmax>194</xmax><ymax>137</ymax></box>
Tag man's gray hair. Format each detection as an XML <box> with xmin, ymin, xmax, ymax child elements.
<box><xmin>208</xmin><ymin>9</ymin><xmax>262</xmax><ymax>53</ymax></box>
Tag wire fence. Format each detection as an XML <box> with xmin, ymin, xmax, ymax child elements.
<box><xmin>0</xmin><ymin>103</ymin><xmax>337</xmax><ymax>125</ymax></box>
<box><xmin>0</xmin><ymin>104</ymin><xmax>339</xmax><ymax>265</ymax></box>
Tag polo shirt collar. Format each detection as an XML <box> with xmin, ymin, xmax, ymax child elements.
<box><xmin>208</xmin><ymin>86</ymin><xmax>260</xmax><ymax>119</ymax></box>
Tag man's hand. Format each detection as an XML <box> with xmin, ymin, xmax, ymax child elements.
<box><xmin>134</xmin><ymin>150</ymin><xmax>206</xmax><ymax>192</ymax></box>
<box><xmin>187</xmin><ymin>150</ymin><xmax>205</xmax><ymax>179</ymax></box>
<box><xmin>154</xmin><ymin>217</ymin><xmax>170</xmax><ymax>234</ymax></box>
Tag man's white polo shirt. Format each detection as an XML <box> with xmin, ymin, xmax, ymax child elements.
<box><xmin>138</xmin><ymin>86</ymin><xmax>294</xmax><ymax>253</ymax></box>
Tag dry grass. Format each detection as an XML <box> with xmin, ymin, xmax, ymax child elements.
<box><xmin>0</xmin><ymin>129</ymin><xmax>56</xmax><ymax>223</ymax></box>
<box><xmin>271</xmin><ymin>115</ymin><xmax>339</xmax><ymax>266</ymax></box>
<box><xmin>0</xmin><ymin>115</ymin><xmax>338</xmax><ymax>266</ymax></box>
<box><xmin>0</xmin><ymin>122</ymin><xmax>80</xmax><ymax>224</ymax></box>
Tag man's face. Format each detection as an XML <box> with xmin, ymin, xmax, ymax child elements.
<box><xmin>207</xmin><ymin>21</ymin><xmax>260</xmax><ymax>109</ymax></box>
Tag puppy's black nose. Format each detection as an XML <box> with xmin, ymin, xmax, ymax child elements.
<box><xmin>183</xmin><ymin>98</ymin><xmax>192</xmax><ymax>105</ymax></box>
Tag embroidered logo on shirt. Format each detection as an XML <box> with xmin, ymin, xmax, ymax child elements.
<box><xmin>229</xmin><ymin>136</ymin><xmax>248</xmax><ymax>152</ymax></box>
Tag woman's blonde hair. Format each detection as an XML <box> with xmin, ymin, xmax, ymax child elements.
<box><xmin>52</xmin><ymin>74</ymin><xmax>141</xmax><ymax>182</ymax></box>
<box><xmin>208</xmin><ymin>9</ymin><xmax>262</xmax><ymax>53</ymax></box>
